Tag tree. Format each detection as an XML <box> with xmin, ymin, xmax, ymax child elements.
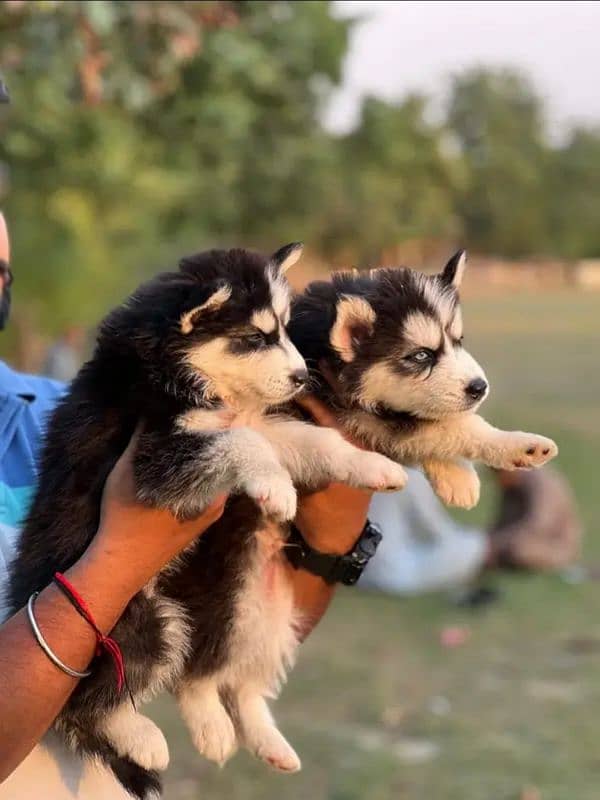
<box><xmin>0</xmin><ymin>1</ymin><xmax>349</xmax><ymax>343</ymax></box>
<box><xmin>1</xmin><ymin>4</ymin><xmax>599</xmax><ymax>361</ymax></box>
<box><xmin>546</xmin><ymin>128</ymin><xmax>600</xmax><ymax>258</ymax></box>
<box><xmin>314</xmin><ymin>95</ymin><xmax>463</xmax><ymax>264</ymax></box>
<box><xmin>447</xmin><ymin>68</ymin><xmax>550</xmax><ymax>256</ymax></box>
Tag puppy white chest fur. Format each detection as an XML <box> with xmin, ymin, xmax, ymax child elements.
<box><xmin>222</xmin><ymin>522</ymin><xmax>300</xmax><ymax>695</ymax></box>
<box><xmin>178</xmin><ymin>407</ymin><xmax>300</xmax><ymax>690</ymax></box>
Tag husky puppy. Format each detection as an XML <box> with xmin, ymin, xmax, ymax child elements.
<box><xmin>161</xmin><ymin>250</ymin><xmax>558</xmax><ymax>782</ymax></box>
<box><xmin>8</xmin><ymin>245</ymin><xmax>406</xmax><ymax>799</ymax></box>
<box><xmin>288</xmin><ymin>250</ymin><xmax>558</xmax><ymax>509</ymax></box>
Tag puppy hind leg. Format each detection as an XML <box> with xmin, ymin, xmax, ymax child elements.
<box><xmin>99</xmin><ymin>702</ymin><xmax>170</xmax><ymax>772</ymax></box>
<box><xmin>235</xmin><ymin>687</ymin><xmax>300</xmax><ymax>773</ymax></box>
<box><xmin>178</xmin><ymin>677</ymin><xmax>238</xmax><ymax>766</ymax></box>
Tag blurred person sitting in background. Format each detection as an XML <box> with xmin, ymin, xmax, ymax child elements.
<box><xmin>362</xmin><ymin>469</ymin><xmax>486</xmax><ymax>594</ymax></box>
<box><xmin>362</xmin><ymin>465</ymin><xmax>581</xmax><ymax>595</ymax></box>
<box><xmin>42</xmin><ymin>324</ymin><xmax>86</xmax><ymax>383</ymax></box>
<box><xmin>487</xmin><ymin>466</ymin><xmax>581</xmax><ymax>572</ymax></box>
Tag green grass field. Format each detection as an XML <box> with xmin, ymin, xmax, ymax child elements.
<box><xmin>151</xmin><ymin>290</ymin><xmax>600</xmax><ymax>800</ymax></box>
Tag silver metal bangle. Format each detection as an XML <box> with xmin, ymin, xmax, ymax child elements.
<box><xmin>27</xmin><ymin>591</ymin><xmax>92</xmax><ymax>679</ymax></box>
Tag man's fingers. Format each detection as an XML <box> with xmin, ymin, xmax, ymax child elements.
<box><xmin>295</xmin><ymin>394</ymin><xmax>340</xmax><ymax>429</ymax></box>
<box><xmin>180</xmin><ymin>493</ymin><xmax>227</xmax><ymax>537</ymax></box>
<box><xmin>0</xmin><ymin>213</ymin><xmax>10</xmax><ymax>262</ymax></box>
<box><xmin>113</xmin><ymin>424</ymin><xmax>143</xmax><ymax>472</ymax></box>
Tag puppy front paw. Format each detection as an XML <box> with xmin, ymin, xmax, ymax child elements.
<box><xmin>244</xmin><ymin>471</ymin><xmax>297</xmax><ymax>521</ymax></box>
<box><xmin>494</xmin><ymin>433</ymin><xmax>558</xmax><ymax>470</ymax></box>
<box><xmin>346</xmin><ymin>451</ymin><xmax>408</xmax><ymax>492</ymax></box>
<box><xmin>426</xmin><ymin>462</ymin><xmax>481</xmax><ymax>509</ymax></box>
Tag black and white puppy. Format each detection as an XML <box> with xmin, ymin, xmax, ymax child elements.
<box><xmin>288</xmin><ymin>250</ymin><xmax>558</xmax><ymax>509</ymax></box>
<box><xmin>8</xmin><ymin>245</ymin><xmax>406</xmax><ymax>799</ymax></box>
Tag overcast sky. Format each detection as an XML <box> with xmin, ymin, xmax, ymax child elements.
<box><xmin>325</xmin><ymin>1</ymin><xmax>600</xmax><ymax>137</ymax></box>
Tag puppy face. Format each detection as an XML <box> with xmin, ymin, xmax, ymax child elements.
<box><xmin>178</xmin><ymin>244</ymin><xmax>307</xmax><ymax>406</ymax></box>
<box><xmin>289</xmin><ymin>251</ymin><xmax>488</xmax><ymax>421</ymax></box>
<box><xmin>340</xmin><ymin>252</ymin><xmax>488</xmax><ymax>419</ymax></box>
<box><xmin>105</xmin><ymin>244</ymin><xmax>307</xmax><ymax>408</ymax></box>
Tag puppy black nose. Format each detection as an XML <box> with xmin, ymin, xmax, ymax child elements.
<box><xmin>290</xmin><ymin>369</ymin><xmax>309</xmax><ymax>388</ymax></box>
<box><xmin>465</xmin><ymin>378</ymin><xmax>488</xmax><ymax>401</ymax></box>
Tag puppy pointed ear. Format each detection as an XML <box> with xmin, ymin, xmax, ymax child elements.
<box><xmin>271</xmin><ymin>242</ymin><xmax>304</xmax><ymax>274</ymax></box>
<box><xmin>180</xmin><ymin>284</ymin><xmax>232</xmax><ymax>334</ymax></box>
<box><xmin>330</xmin><ymin>294</ymin><xmax>376</xmax><ymax>363</ymax></box>
<box><xmin>440</xmin><ymin>250</ymin><xmax>467</xmax><ymax>289</ymax></box>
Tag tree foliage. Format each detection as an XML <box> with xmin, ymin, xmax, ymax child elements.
<box><xmin>0</xmin><ymin>0</ymin><xmax>349</xmax><ymax>331</ymax></box>
<box><xmin>0</xmin><ymin>1</ymin><xmax>599</xmax><ymax>339</ymax></box>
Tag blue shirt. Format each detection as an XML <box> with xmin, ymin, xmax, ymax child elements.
<box><xmin>0</xmin><ymin>360</ymin><xmax>63</xmax><ymax>617</ymax></box>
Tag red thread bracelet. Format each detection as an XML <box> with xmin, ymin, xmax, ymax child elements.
<box><xmin>53</xmin><ymin>572</ymin><xmax>127</xmax><ymax>694</ymax></box>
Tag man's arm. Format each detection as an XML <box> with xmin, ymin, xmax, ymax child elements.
<box><xmin>289</xmin><ymin>395</ymin><xmax>373</xmax><ymax>639</ymax></box>
<box><xmin>0</xmin><ymin>435</ymin><xmax>225</xmax><ymax>782</ymax></box>
<box><xmin>0</xmin><ymin>401</ymin><xmax>370</xmax><ymax>775</ymax></box>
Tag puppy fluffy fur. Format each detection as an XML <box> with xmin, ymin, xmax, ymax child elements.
<box><xmin>8</xmin><ymin>245</ymin><xmax>406</xmax><ymax>799</ymax></box>
<box><xmin>288</xmin><ymin>250</ymin><xmax>558</xmax><ymax>510</ymax></box>
<box><xmin>8</xmin><ymin>247</ymin><xmax>557</xmax><ymax>799</ymax></box>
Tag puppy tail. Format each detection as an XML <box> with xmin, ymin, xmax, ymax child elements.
<box><xmin>58</xmin><ymin>722</ymin><xmax>162</xmax><ymax>799</ymax></box>
<box><xmin>108</xmin><ymin>753</ymin><xmax>162</xmax><ymax>800</ymax></box>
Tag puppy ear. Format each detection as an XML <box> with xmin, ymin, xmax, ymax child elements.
<box><xmin>440</xmin><ymin>250</ymin><xmax>467</xmax><ymax>289</ymax></box>
<box><xmin>330</xmin><ymin>295</ymin><xmax>376</xmax><ymax>363</ymax></box>
<box><xmin>271</xmin><ymin>242</ymin><xmax>304</xmax><ymax>274</ymax></box>
<box><xmin>180</xmin><ymin>284</ymin><xmax>232</xmax><ymax>334</ymax></box>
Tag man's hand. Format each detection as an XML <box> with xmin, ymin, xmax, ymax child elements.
<box><xmin>288</xmin><ymin>394</ymin><xmax>377</xmax><ymax>639</ymax></box>
<box><xmin>0</xmin><ymin>430</ymin><xmax>226</xmax><ymax>782</ymax></box>
<box><xmin>294</xmin><ymin>394</ymin><xmax>372</xmax><ymax>555</ymax></box>
<box><xmin>0</xmin><ymin>209</ymin><xmax>227</xmax><ymax>780</ymax></box>
<box><xmin>87</xmin><ymin>430</ymin><xmax>226</xmax><ymax>596</ymax></box>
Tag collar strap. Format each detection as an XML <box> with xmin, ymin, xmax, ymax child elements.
<box><xmin>286</xmin><ymin>519</ymin><xmax>382</xmax><ymax>586</ymax></box>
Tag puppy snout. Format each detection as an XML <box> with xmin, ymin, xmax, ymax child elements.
<box><xmin>290</xmin><ymin>368</ymin><xmax>309</xmax><ymax>389</ymax></box>
<box><xmin>465</xmin><ymin>377</ymin><xmax>488</xmax><ymax>401</ymax></box>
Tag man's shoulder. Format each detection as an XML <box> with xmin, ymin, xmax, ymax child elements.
<box><xmin>0</xmin><ymin>360</ymin><xmax>65</xmax><ymax>407</ymax></box>
<box><xmin>21</xmin><ymin>372</ymin><xmax>65</xmax><ymax>404</ymax></box>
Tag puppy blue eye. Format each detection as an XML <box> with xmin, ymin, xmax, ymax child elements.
<box><xmin>410</xmin><ymin>349</ymin><xmax>432</xmax><ymax>363</ymax></box>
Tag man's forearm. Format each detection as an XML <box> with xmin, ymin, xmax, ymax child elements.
<box><xmin>0</xmin><ymin>551</ymin><xmax>137</xmax><ymax>782</ymax></box>
<box><xmin>289</xmin><ymin>569</ymin><xmax>336</xmax><ymax>641</ymax></box>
